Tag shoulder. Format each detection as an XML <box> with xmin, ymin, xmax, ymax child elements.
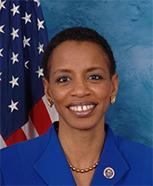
<box><xmin>108</xmin><ymin>127</ymin><xmax>153</xmax><ymax>183</ymax></box>
<box><xmin>0</xmin><ymin>126</ymin><xmax>52</xmax><ymax>166</ymax></box>
<box><xmin>106</xmin><ymin>125</ymin><xmax>152</xmax><ymax>165</ymax></box>
<box><xmin>106</xmin><ymin>124</ymin><xmax>153</xmax><ymax>159</ymax></box>
<box><xmin>114</xmin><ymin>131</ymin><xmax>153</xmax><ymax>171</ymax></box>
<box><xmin>0</xmin><ymin>125</ymin><xmax>57</xmax><ymax>185</ymax></box>
<box><xmin>116</xmin><ymin>134</ymin><xmax>152</xmax><ymax>157</ymax></box>
<box><xmin>103</xmin><ymin>125</ymin><xmax>153</xmax><ymax>185</ymax></box>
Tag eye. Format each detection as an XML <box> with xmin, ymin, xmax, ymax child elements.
<box><xmin>56</xmin><ymin>76</ymin><xmax>71</xmax><ymax>83</ymax></box>
<box><xmin>88</xmin><ymin>74</ymin><xmax>103</xmax><ymax>81</ymax></box>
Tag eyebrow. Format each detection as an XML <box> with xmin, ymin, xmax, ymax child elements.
<box><xmin>53</xmin><ymin>69</ymin><xmax>71</xmax><ymax>75</ymax></box>
<box><xmin>86</xmin><ymin>67</ymin><xmax>106</xmax><ymax>73</ymax></box>
<box><xmin>53</xmin><ymin>67</ymin><xmax>107</xmax><ymax>75</ymax></box>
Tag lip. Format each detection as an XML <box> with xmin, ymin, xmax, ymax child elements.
<box><xmin>66</xmin><ymin>102</ymin><xmax>97</xmax><ymax>118</ymax></box>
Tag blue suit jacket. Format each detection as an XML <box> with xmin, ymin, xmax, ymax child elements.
<box><xmin>0</xmin><ymin>122</ymin><xmax>153</xmax><ymax>185</ymax></box>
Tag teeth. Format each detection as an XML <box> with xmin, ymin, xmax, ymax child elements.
<box><xmin>78</xmin><ymin>106</ymin><xmax>82</xmax><ymax>111</ymax></box>
<box><xmin>69</xmin><ymin>104</ymin><xmax>95</xmax><ymax>112</ymax></box>
<box><xmin>83</xmin><ymin>105</ymin><xmax>87</xmax><ymax>111</ymax></box>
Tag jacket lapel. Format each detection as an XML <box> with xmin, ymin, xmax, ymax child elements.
<box><xmin>34</xmin><ymin>124</ymin><xmax>75</xmax><ymax>185</ymax></box>
<box><xmin>91</xmin><ymin>125</ymin><xmax>130</xmax><ymax>185</ymax></box>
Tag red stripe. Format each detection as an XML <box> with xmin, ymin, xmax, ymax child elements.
<box><xmin>5</xmin><ymin>129</ymin><xmax>27</xmax><ymax>146</ymax></box>
<box><xmin>30</xmin><ymin>98</ymin><xmax>52</xmax><ymax>135</ymax></box>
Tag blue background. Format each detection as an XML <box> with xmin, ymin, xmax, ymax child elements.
<box><xmin>40</xmin><ymin>0</ymin><xmax>153</xmax><ymax>147</ymax></box>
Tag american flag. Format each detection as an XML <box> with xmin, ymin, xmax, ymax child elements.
<box><xmin>0</xmin><ymin>0</ymin><xmax>58</xmax><ymax>149</ymax></box>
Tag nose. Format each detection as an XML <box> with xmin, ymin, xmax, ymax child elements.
<box><xmin>71</xmin><ymin>79</ymin><xmax>91</xmax><ymax>98</ymax></box>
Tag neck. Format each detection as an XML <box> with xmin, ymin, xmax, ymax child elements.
<box><xmin>58</xmin><ymin>120</ymin><xmax>105</xmax><ymax>168</ymax></box>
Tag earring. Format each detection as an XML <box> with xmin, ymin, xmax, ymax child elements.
<box><xmin>110</xmin><ymin>95</ymin><xmax>116</xmax><ymax>104</ymax></box>
<box><xmin>50</xmin><ymin>100</ymin><xmax>54</xmax><ymax>107</ymax></box>
<box><xmin>48</xmin><ymin>98</ymin><xmax>54</xmax><ymax>107</ymax></box>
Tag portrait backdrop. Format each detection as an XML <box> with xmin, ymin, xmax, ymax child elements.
<box><xmin>40</xmin><ymin>0</ymin><xmax>153</xmax><ymax>147</ymax></box>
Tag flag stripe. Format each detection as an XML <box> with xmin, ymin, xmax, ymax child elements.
<box><xmin>0</xmin><ymin>135</ymin><xmax>6</xmax><ymax>149</ymax></box>
<box><xmin>21</xmin><ymin>119</ymin><xmax>39</xmax><ymax>140</ymax></box>
<box><xmin>29</xmin><ymin>98</ymin><xmax>52</xmax><ymax>135</ymax></box>
<box><xmin>5</xmin><ymin>129</ymin><xmax>27</xmax><ymax>146</ymax></box>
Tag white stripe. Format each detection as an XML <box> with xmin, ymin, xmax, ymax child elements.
<box><xmin>0</xmin><ymin>134</ymin><xmax>7</xmax><ymax>149</ymax></box>
<box><xmin>42</xmin><ymin>95</ymin><xmax>59</xmax><ymax>123</ymax></box>
<box><xmin>21</xmin><ymin>119</ymin><xmax>39</xmax><ymax>140</ymax></box>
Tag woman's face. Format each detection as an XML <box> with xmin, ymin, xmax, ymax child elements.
<box><xmin>44</xmin><ymin>41</ymin><xmax>118</xmax><ymax>130</ymax></box>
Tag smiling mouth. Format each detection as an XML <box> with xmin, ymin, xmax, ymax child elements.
<box><xmin>67</xmin><ymin>103</ymin><xmax>97</xmax><ymax>117</ymax></box>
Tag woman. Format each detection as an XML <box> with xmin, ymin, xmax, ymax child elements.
<box><xmin>0</xmin><ymin>27</ymin><xmax>152</xmax><ymax>186</ymax></box>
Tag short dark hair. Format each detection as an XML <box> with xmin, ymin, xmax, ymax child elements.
<box><xmin>42</xmin><ymin>27</ymin><xmax>116</xmax><ymax>80</ymax></box>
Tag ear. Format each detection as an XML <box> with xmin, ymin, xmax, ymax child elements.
<box><xmin>43</xmin><ymin>78</ymin><xmax>52</xmax><ymax>101</ymax></box>
<box><xmin>111</xmin><ymin>73</ymin><xmax>119</xmax><ymax>96</ymax></box>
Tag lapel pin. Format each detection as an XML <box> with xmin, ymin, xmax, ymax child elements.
<box><xmin>103</xmin><ymin>167</ymin><xmax>115</xmax><ymax>179</ymax></box>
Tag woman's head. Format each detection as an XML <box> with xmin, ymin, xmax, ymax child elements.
<box><xmin>42</xmin><ymin>27</ymin><xmax>116</xmax><ymax>81</ymax></box>
<box><xmin>43</xmin><ymin>27</ymin><xmax>118</xmax><ymax>130</ymax></box>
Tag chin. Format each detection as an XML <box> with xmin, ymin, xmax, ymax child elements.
<box><xmin>65</xmin><ymin>116</ymin><xmax>104</xmax><ymax>131</ymax></box>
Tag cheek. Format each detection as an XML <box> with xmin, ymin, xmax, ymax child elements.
<box><xmin>50</xmin><ymin>90</ymin><xmax>66</xmax><ymax>116</ymax></box>
<box><xmin>49</xmin><ymin>86</ymin><xmax>68</xmax><ymax>104</ymax></box>
<box><xmin>92</xmin><ymin>83</ymin><xmax>112</xmax><ymax>100</ymax></box>
<box><xmin>94</xmin><ymin>86</ymin><xmax>112</xmax><ymax>113</ymax></box>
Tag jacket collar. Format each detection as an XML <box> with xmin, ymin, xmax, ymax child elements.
<box><xmin>34</xmin><ymin>123</ymin><xmax>75</xmax><ymax>185</ymax></box>
<box><xmin>34</xmin><ymin>123</ymin><xmax>130</xmax><ymax>185</ymax></box>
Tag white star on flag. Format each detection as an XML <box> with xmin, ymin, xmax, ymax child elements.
<box><xmin>0</xmin><ymin>72</ymin><xmax>2</xmax><ymax>81</ymax></box>
<box><xmin>9</xmin><ymin>75</ymin><xmax>19</xmax><ymax>88</ymax></box>
<box><xmin>0</xmin><ymin>0</ymin><xmax>6</xmax><ymax>11</ymax></box>
<box><xmin>37</xmin><ymin>18</ymin><xmax>44</xmax><ymax>30</ymax></box>
<box><xmin>10</xmin><ymin>27</ymin><xmax>19</xmax><ymax>40</ymax></box>
<box><xmin>23</xmin><ymin>36</ymin><xmax>31</xmax><ymax>48</ymax></box>
<box><xmin>36</xmin><ymin>66</ymin><xmax>44</xmax><ymax>78</ymax></box>
<box><xmin>37</xmin><ymin>43</ymin><xmax>44</xmax><ymax>54</ymax></box>
<box><xmin>10</xmin><ymin>3</ymin><xmax>20</xmax><ymax>16</ymax></box>
<box><xmin>8</xmin><ymin>100</ymin><xmax>19</xmax><ymax>112</ymax></box>
<box><xmin>22</xmin><ymin>12</ymin><xmax>32</xmax><ymax>24</ymax></box>
<box><xmin>34</xmin><ymin>0</ymin><xmax>40</xmax><ymax>7</ymax></box>
<box><xmin>24</xmin><ymin>60</ymin><xmax>29</xmax><ymax>69</ymax></box>
<box><xmin>0</xmin><ymin>48</ymin><xmax>3</xmax><ymax>57</ymax></box>
<box><xmin>11</xmin><ymin>52</ymin><xmax>19</xmax><ymax>64</ymax></box>
<box><xmin>0</xmin><ymin>24</ymin><xmax>5</xmax><ymax>33</ymax></box>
